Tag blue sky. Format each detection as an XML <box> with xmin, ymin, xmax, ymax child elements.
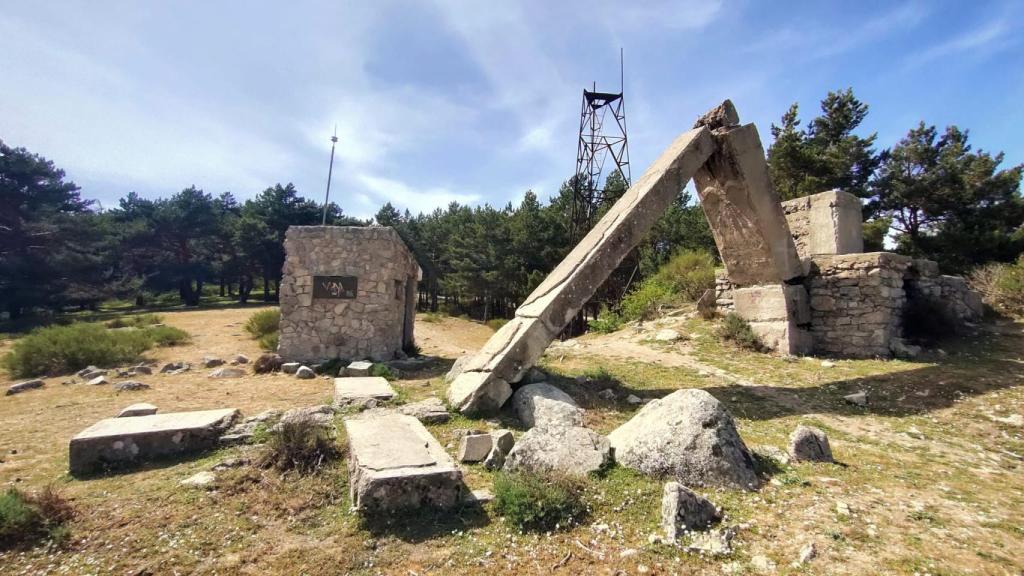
<box><xmin>2</xmin><ymin>1</ymin><xmax>1021</xmax><ymax>218</ymax></box>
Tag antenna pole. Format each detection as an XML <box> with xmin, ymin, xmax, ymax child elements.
<box><xmin>620</xmin><ymin>47</ymin><xmax>624</xmax><ymax>93</ymax></box>
<box><xmin>322</xmin><ymin>126</ymin><xmax>338</xmax><ymax>225</ymax></box>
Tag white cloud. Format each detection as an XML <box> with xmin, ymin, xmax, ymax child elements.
<box><xmin>904</xmin><ymin>19</ymin><xmax>1013</xmax><ymax>68</ymax></box>
<box><xmin>355</xmin><ymin>174</ymin><xmax>480</xmax><ymax>216</ymax></box>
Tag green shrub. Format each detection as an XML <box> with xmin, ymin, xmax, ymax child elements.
<box><xmin>970</xmin><ymin>257</ymin><xmax>1024</xmax><ymax>318</ymax></box>
<box><xmin>369</xmin><ymin>364</ymin><xmax>397</xmax><ymax>380</ymax></box>
<box><xmin>258</xmin><ymin>418</ymin><xmax>339</xmax><ymax>474</ymax></box>
<box><xmin>0</xmin><ymin>486</ymin><xmax>73</xmax><ymax>549</ymax></box>
<box><xmin>649</xmin><ymin>249</ymin><xmax>717</xmax><ymax>302</ymax></box>
<box><xmin>245</xmin><ymin>309</ymin><xmax>281</xmax><ymax>338</ymax></box>
<box><xmin>620</xmin><ymin>279</ymin><xmax>675</xmax><ymax>322</ymax></box>
<box><xmin>493</xmin><ymin>472</ymin><xmax>588</xmax><ymax>532</ymax></box>
<box><xmin>588</xmin><ymin>306</ymin><xmax>623</xmax><ymax>334</ymax></box>
<box><xmin>105</xmin><ymin>314</ymin><xmax>164</xmax><ymax>329</ymax></box>
<box><xmin>420</xmin><ymin>312</ymin><xmax>444</xmax><ymax>323</ymax></box>
<box><xmin>485</xmin><ymin>318</ymin><xmax>510</xmax><ymax>331</ymax></box>
<box><xmin>717</xmin><ymin>313</ymin><xmax>765</xmax><ymax>352</ymax></box>
<box><xmin>145</xmin><ymin>325</ymin><xmax>190</xmax><ymax>347</ymax></box>
<box><xmin>257</xmin><ymin>331</ymin><xmax>279</xmax><ymax>352</ymax></box>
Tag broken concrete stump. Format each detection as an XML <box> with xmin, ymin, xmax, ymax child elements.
<box><xmin>732</xmin><ymin>284</ymin><xmax>812</xmax><ymax>355</ymax></box>
<box><xmin>692</xmin><ymin>101</ymin><xmax>803</xmax><ymax>287</ymax></box>
<box><xmin>345</xmin><ymin>414</ymin><xmax>463</xmax><ymax>513</ymax></box>
<box><xmin>69</xmin><ymin>408</ymin><xmax>239</xmax><ymax>475</ymax></box>
<box><xmin>448</xmin><ymin>124</ymin><xmax>717</xmax><ymax>414</ymax></box>
<box><xmin>782</xmin><ymin>190</ymin><xmax>864</xmax><ymax>259</ymax></box>
<box><xmin>334</xmin><ymin>377</ymin><xmax>396</xmax><ymax>405</ymax></box>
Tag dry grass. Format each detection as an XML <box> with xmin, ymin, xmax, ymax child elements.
<box><xmin>0</xmin><ymin>306</ymin><xmax>1022</xmax><ymax>574</ymax></box>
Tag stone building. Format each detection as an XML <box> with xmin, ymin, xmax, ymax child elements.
<box><xmin>715</xmin><ymin>190</ymin><xmax>983</xmax><ymax>358</ymax></box>
<box><xmin>278</xmin><ymin>226</ymin><xmax>421</xmax><ymax>363</ymax></box>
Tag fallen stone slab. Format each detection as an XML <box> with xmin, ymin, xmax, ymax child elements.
<box><xmin>788</xmin><ymin>425</ymin><xmax>834</xmax><ymax>463</ymax></box>
<box><xmin>662</xmin><ymin>481</ymin><xmax>722</xmax><ymax>543</ymax></box>
<box><xmin>345</xmin><ymin>413</ymin><xmax>463</xmax><ymax>513</ymax></box>
<box><xmin>484</xmin><ymin>429</ymin><xmax>515</xmax><ymax>470</ymax></box>
<box><xmin>69</xmin><ymin>408</ymin><xmax>239</xmax><ymax>475</ymax></box>
<box><xmin>346</xmin><ymin>360</ymin><xmax>374</xmax><ymax>377</ymax></box>
<box><xmin>160</xmin><ymin>362</ymin><xmax>190</xmax><ymax>374</ymax></box>
<box><xmin>6</xmin><ymin>379</ymin><xmax>44</xmax><ymax>396</ymax></box>
<box><xmin>77</xmin><ymin>365</ymin><xmax>101</xmax><ymax>378</ymax></box>
<box><xmin>457</xmin><ymin>433</ymin><xmax>492</xmax><ymax>463</ymax></box>
<box><xmin>447</xmin><ymin>124</ymin><xmax>716</xmax><ymax>415</ymax></box>
<box><xmin>511</xmin><ymin>382</ymin><xmax>583</xmax><ymax>430</ymax></box>
<box><xmin>209</xmin><ymin>367</ymin><xmax>246</xmax><ymax>379</ymax></box>
<box><xmin>503</xmin><ymin>425</ymin><xmax>611</xmax><ymax>477</ymax></box>
<box><xmin>117</xmin><ymin>403</ymin><xmax>158</xmax><ymax>418</ymax></box>
<box><xmin>81</xmin><ymin>368</ymin><xmax>108</xmax><ymax>380</ymax></box>
<box><xmin>608</xmin><ymin>389</ymin><xmax>759</xmax><ymax>490</ymax></box>
<box><xmin>397</xmin><ymin>397</ymin><xmax>450</xmax><ymax>424</ymax></box>
<box><xmin>115</xmin><ymin>381</ymin><xmax>150</xmax><ymax>392</ymax></box>
<box><xmin>87</xmin><ymin>375</ymin><xmax>108</xmax><ymax>386</ymax></box>
<box><xmin>334</xmin><ymin>377</ymin><xmax>396</xmax><ymax>405</ymax></box>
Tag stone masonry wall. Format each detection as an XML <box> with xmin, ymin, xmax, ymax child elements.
<box><xmin>278</xmin><ymin>226</ymin><xmax>420</xmax><ymax>363</ymax></box>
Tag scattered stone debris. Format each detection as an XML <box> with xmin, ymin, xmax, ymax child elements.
<box><xmin>180</xmin><ymin>471</ymin><xmax>216</xmax><ymax>487</ymax></box>
<box><xmin>598</xmin><ymin>388</ymin><xmax>617</xmax><ymax>401</ymax></box>
<box><xmin>281</xmin><ymin>362</ymin><xmax>301</xmax><ymax>375</ymax></box>
<box><xmin>662</xmin><ymin>481</ymin><xmax>722</xmax><ymax>542</ymax></box>
<box><xmin>203</xmin><ymin>356</ymin><xmax>225</xmax><ymax>368</ymax></box>
<box><xmin>87</xmin><ymin>375</ymin><xmax>109</xmax><ymax>386</ymax></box>
<box><xmin>457</xmin><ymin>433</ymin><xmax>492</xmax><ymax>463</ymax></box>
<box><xmin>835</xmin><ymin>501</ymin><xmax>852</xmax><ymax>516</ymax></box>
<box><xmin>609</xmin><ymin>389</ymin><xmax>759</xmax><ymax>490</ymax></box>
<box><xmin>115</xmin><ymin>381</ymin><xmax>150</xmax><ymax>392</ymax></box>
<box><xmin>117</xmin><ymin>403</ymin><xmax>158</xmax><ymax>417</ymax></box>
<box><xmin>129</xmin><ymin>365</ymin><xmax>153</xmax><ymax>376</ymax></box>
<box><xmin>209</xmin><ymin>367</ymin><xmax>246</xmax><ymax>379</ymax></box>
<box><xmin>503</xmin><ymin>424</ymin><xmax>611</xmax><ymax>477</ymax></box>
<box><xmin>274</xmin><ymin>405</ymin><xmax>335</xmax><ymax>431</ymax></box>
<box><xmin>160</xmin><ymin>361</ymin><xmax>190</xmax><ymax>374</ymax></box>
<box><xmin>295</xmin><ymin>365</ymin><xmax>316</xmax><ymax>379</ymax></box>
<box><xmin>212</xmin><ymin>457</ymin><xmax>250</xmax><ymax>471</ymax></box>
<box><xmin>397</xmin><ymin>397</ymin><xmax>450</xmax><ymax>424</ymax></box>
<box><xmin>6</xmin><ymin>379</ymin><xmax>44</xmax><ymax>396</ymax></box>
<box><xmin>80</xmin><ymin>367</ymin><xmax>108</xmax><ymax>380</ymax></box>
<box><xmin>788</xmin><ymin>425</ymin><xmax>834</xmax><ymax>463</ymax></box>
<box><xmin>231</xmin><ymin>354</ymin><xmax>250</xmax><ymax>365</ymax></box>
<box><xmin>221</xmin><ymin>409</ymin><xmax>282</xmax><ymax>445</ymax></box>
<box><xmin>988</xmin><ymin>413</ymin><xmax>1024</xmax><ymax>427</ymax></box>
<box><xmin>843</xmin><ymin>391</ymin><xmax>868</xmax><ymax>407</ymax></box>
<box><xmin>334</xmin><ymin>377</ymin><xmax>396</xmax><ymax>406</ymax></box>
<box><xmin>253</xmin><ymin>353</ymin><xmax>283</xmax><ymax>374</ymax></box>
<box><xmin>626</xmin><ymin>394</ymin><xmax>644</xmax><ymax>405</ymax></box>
<box><xmin>346</xmin><ymin>360</ymin><xmax>374</xmax><ymax>377</ymax></box>
<box><xmin>511</xmin><ymin>382</ymin><xmax>584</xmax><ymax>429</ymax></box>
<box><xmin>794</xmin><ymin>542</ymin><xmax>817</xmax><ymax>566</ymax></box>
<box><xmin>484</xmin><ymin>429</ymin><xmax>515</xmax><ymax>470</ymax></box>
<box><xmin>685</xmin><ymin>527</ymin><xmax>737</xmax><ymax>556</ymax></box>
<box><xmin>750</xmin><ymin>554</ymin><xmax>776</xmax><ymax>573</ymax></box>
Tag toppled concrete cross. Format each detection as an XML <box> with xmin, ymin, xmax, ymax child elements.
<box><xmin>446</xmin><ymin>124</ymin><xmax>717</xmax><ymax>415</ymax></box>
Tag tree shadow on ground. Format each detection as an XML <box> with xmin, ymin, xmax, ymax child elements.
<box><xmin>359</xmin><ymin>499</ymin><xmax>490</xmax><ymax>543</ymax></box>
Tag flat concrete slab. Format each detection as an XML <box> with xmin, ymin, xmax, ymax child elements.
<box><xmin>334</xmin><ymin>377</ymin><xmax>396</xmax><ymax>405</ymax></box>
<box><xmin>345</xmin><ymin>414</ymin><xmax>463</xmax><ymax>513</ymax></box>
<box><xmin>69</xmin><ymin>408</ymin><xmax>238</xmax><ymax>475</ymax></box>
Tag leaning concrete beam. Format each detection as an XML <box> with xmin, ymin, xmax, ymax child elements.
<box><xmin>447</xmin><ymin>125</ymin><xmax>717</xmax><ymax>415</ymax></box>
<box><xmin>693</xmin><ymin>101</ymin><xmax>803</xmax><ymax>286</ymax></box>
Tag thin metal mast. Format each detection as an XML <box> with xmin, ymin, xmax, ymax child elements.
<box><xmin>321</xmin><ymin>126</ymin><xmax>338</xmax><ymax>225</ymax></box>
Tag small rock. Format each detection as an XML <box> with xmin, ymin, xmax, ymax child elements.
<box><xmin>160</xmin><ymin>361</ymin><xmax>190</xmax><ymax>374</ymax></box>
<box><xmin>203</xmin><ymin>356</ymin><xmax>224</xmax><ymax>368</ymax></box>
<box><xmin>295</xmin><ymin>366</ymin><xmax>316</xmax><ymax>379</ymax></box>
<box><xmin>511</xmin><ymin>382</ymin><xmax>583</xmax><ymax>430</ymax></box>
<box><xmin>598</xmin><ymin>388</ymin><xmax>617</xmax><ymax>400</ymax></box>
<box><xmin>464</xmin><ymin>488</ymin><xmax>494</xmax><ymax>505</ymax></box>
<box><xmin>6</xmin><ymin>379</ymin><xmax>44</xmax><ymax>396</ymax></box>
<box><xmin>115</xmin><ymin>381</ymin><xmax>150</xmax><ymax>392</ymax></box>
<box><xmin>662</xmin><ymin>481</ymin><xmax>721</xmax><ymax>542</ymax></box>
<box><xmin>457</xmin><ymin>433</ymin><xmax>493</xmax><ymax>463</ymax></box>
<box><xmin>989</xmin><ymin>413</ymin><xmax>1024</xmax><ymax>427</ymax></box>
<box><xmin>117</xmin><ymin>403</ymin><xmax>158</xmax><ymax>417</ymax></box>
<box><xmin>820</xmin><ymin>361</ymin><xmax>835</xmax><ymax>368</ymax></box>
<box><xmin>276</xmin><ymin>405</ymin><xmax>335</xmax><ymax>429</ymax></box>
<box><xmin>685</xmin><ymin>527</ymin><xmax>736</xmax><ymax>555</ymax></box>
<box><xmin>281</xmin><ymin>362</ymin><xmax>301</xmax><ymax>374</ymax></box>
<box><xmin>574</xmin><ymin>375</ymin><xmax>587</xmax><ymax>385</ymax></box>
<box><xmin>654</xmin><ymin>328</ymin><xmax>681</xmax><ymax>342</ymax></box>
<box><xmin>835</xmin><ymin>501</ymin><xmax>851</xmax><ymax>516</ymax></box>
<box><xmin>750</xmin><ymin>555</ymin><xmax>776</xmax><ymax>573</ymax></box>
<box><xmin>180</xmin><ymin>471</ymin><xmax>216</xmax><ymax>487</ymax></box>
<box><xmin>209</xmin><ymin>367</ymin><xmax>245</xmax><ymax>379</ymax></box>
<box><xmin>230</xmin><ymin>354</ymin><xmax>250</xmax><ymax>365</ymax></box>
<box><xmin>346</xmin><ymin>360</ymin><xmax>373</xmax><ymax>377</ymax></box>
<box><xmin>87</xmin><ymin>375</ymin><xmax>108</xmax><ymax>386</ymax></box>
<box><xmin>212</xmin><ymin>457</ymin><xmax>250</xmax><ymax>471</ymax></box>
<box><xmin>626</xmin><ymin>394</ymin><xmax>644</xmax><ymax>405</ymax></box>
<box><xmin>787</xmin><ymin>425</ymin><xmax>834</xmax><ymax>463</ymax></box>
<box><xmin>397</xmin><ymin>397</ymin><xmax>451</xmax><ymax>424</ymax></box>
<box><xmin>484</xmin><ymin>429</ymin><xmax>515</xmax><ymax>470</ymax></box>
<box><xmin>129</xmin><ymin>365</ymin><xmax>153</xmax><ymax>375</ymax></box>
<box><xmin>80</xmin><ymin>368</ymin><xmax>108</xmax><ymax>380</ymax></box>
<box><xmin>795</xmin><ymin>542</ymin><xmax>817</xmax><ymax>565</ymax></box>
<box><xmin>77</xmin><ymin>365</ymin><xmax>100</xmax><ymax>378</ymax></box>
<box><xmin>843</xmin><ymin>391</ymin><xmax>868</xmax><ymax>407</ymax></box>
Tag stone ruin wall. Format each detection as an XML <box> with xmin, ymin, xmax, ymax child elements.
<box><xmin>278</xmin><ymin>226</ymin><xmax>420</xmax><ymax>364</ymax></box>
<box><xmin>712</xmin><ymin>190</ymin><xmax>984</xmax><ymax>358</ymax></box>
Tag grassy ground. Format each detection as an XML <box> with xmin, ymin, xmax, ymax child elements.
<box><xmin>0</xmin><ymin>307</ymin><xmax>1021</xmax><ymax>575</ymax></box>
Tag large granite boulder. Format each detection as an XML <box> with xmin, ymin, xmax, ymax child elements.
<box><xmin>503</xmin><ymin>425</ymin><xmax>611</xmax><ymax>477</ymax></box>
<box><xmin>511</xmin><ymin>382</ymin><xmax>583</xmax><ymax>429</ymax></box>
<box><xmin>607</xmin><ymin>389</ymin><xmax>758</xmax><ymax>490</ymax></box>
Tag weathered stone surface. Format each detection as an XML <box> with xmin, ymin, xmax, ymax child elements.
<box><xmin>447</xmin><ymin>125</ymin><xmax>716</xmax><ymax>414</ymax></box>
<box><xmin>503</xmin><ymin>425</ymin><xmax>611</xmax><ymax>477</ymax></box>
<box><xmin>203</xmin><ymin>356</ymin><xmax>224</xmax><ymax>368</ymax></box>
<box><xmin>117</xmin><ymin>403</ymin><xmax>157</xmax><ymax>417</ymax></box>
<box><xmin>275</xmin><ymin>405</ymin><xmax>335</xmax><ymax>431</ymax></box>
<box><xmin>693</xmin><ymin>106</ymin><xmax>803</xmax><ymax>287</ymax></box>
<box><xmin>80</xmin><ymin>368</ymin><xmax>107</xmax><ymax>380</ymax></box>
<box><xmin>397</xmin><ymin>397</ymin><xmax>450</xmax><ymax>424</ymax></box>
<box><xmin>608</xmin><ymin>389</ymin><xmax>758</xmax><ymax>490</ymax></box>
<box><xmin>511</xmin><ymin>382</ymin><xmax>583</xmax><ymax>429</ymax></box>
<box><xmin>160</xmin><ymin>362</ymin><xmax>190</xmax><ymax>374</ymax></box>
<box><xmin>114</xmin><ymin>381</ymin><xmax>150</xmax><ymax>392</ymax></box>
<box><xmin>129</xmin><ymin>365</ymin><xmax>153</xmax><ymax>375</ymax></box>
<box><xmin>444</xmin><ymin>355</ymin><xmax>472</xmax><ymax>384</ymax></box>
<box><xmin>230</xmin><ymin>354</ymin><xmax>250</xmax><ymax>365</ymax></box>
<box><xmin>180</xmin><ymin>471</ymin><xmax>216</xmax><ymax>487</ymax></box>
<box><xmin>334</xmin><ymin>377</ymin><xmax>396</xmax><ymax>405</ymax></box>
<box><xmin>788</xmin><ymin>425</ymin><xmax>834</xmax><ymax>463</ymax></box>
<box><xmin>281</xmin><ymin>362</ymin><xmax>301</xmax><ymax>374</ymax></box>
<box><xmin>295</xmin><ymin>365</ymin><xmax>316</xmax><ymax>379</ymax></box>
<box><xmin>844</xmin><ymin>391</ymin><xmax>868</xmax><ymax>407</ymax></box>
<box><xmin>782</xmin><ymin>190</ymin><xmax>864</xmax><ymax>259</ymax></box>
<box><xmin>484</xmin><ymin>429</ymin><xmax>515</xmax><ymax>470</ymax></box>
<box><xmin>457</xmin><ymin>433</ymin><xmax>492</xmax><ymax>463</ymax></box>
<box><xmin>661</xmin><ymin>481</ymin><xmax>722</xmax><ymax>542</ymax></box>
<box><xmin>69</xmin><ymin>408</ymin><xmax>239</xmax><ymax>474</ymax></box>
<box><xmin>220</xmin><ymin>409</ymin><xmax>282</xmax><ymax>445</ymax></box>
<box><xmin>279</xmin><ymin>226</ymin><xmax>421</xmax><ymax>364</ymax></box>
<box><xmin>345</xmin><ymin>414</ymin><xmax>463</xmax><ymax>513</ymax></box>
<box><xmin>77</xmin><ymin>366</ymin><xmax>101</xmax><ymax>378</ymax></box>
<box><xmin>6</xmin><ymin>379</ymin><xmax>44</xmax><ymax>396</ymax></box>
<box><xmin>346</xmin><ymin>360</ymin><xmax>374</xmax><ymax>377</ymax></box>
<box><xmin>733</xmin><ymin>284</ymin><xmax>810</xmax><ymax>324</ymax></box>
<box><xmin>654</xmin><ymin>328</ymin><xmax>681</xmax><ymax>342</ymax></box>
<box><xmin>209</xmin><ymin>367</ymin><xmax>245</xmax><ymax>379</ymax></box>
<box><xmin>87</xmin><ymin>375</ymin><xmax>108</xmax><ymax>386</ymax></box>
